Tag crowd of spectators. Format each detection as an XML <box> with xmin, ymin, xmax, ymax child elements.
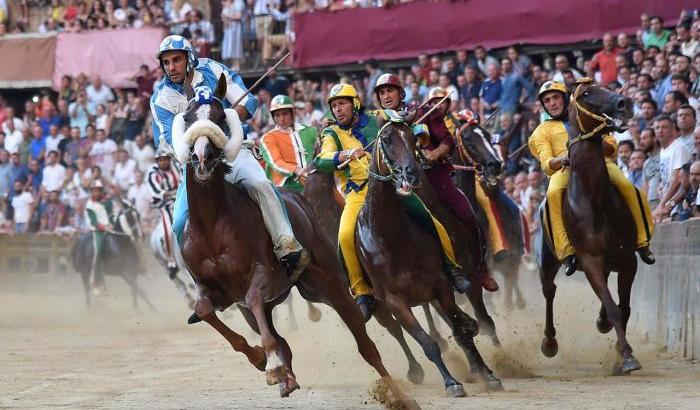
<box><xmin>0</xmin><ymin>9</ymin><xmax>698</xmax><ymax>238</ymax></box>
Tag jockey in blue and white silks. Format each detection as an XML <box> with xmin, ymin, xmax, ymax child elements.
<box><xmin>150</xmin><ymin>35</ymin><xmax>309</xmax><ymax>277</ymax></box>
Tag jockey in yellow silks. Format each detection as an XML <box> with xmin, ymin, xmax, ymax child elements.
<box><xmin>528</xmin><ymin>80</ymin><xmax>655</xmax><ymax>276</ymax></box>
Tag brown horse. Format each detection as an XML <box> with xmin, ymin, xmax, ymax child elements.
<box><xmin>538</xmin><ymin>79</ymin><xmax>642</xmax><ymax>375</ymax></box>
<box><xmin>453</xmin><ymin>122</ymin><xmax>528</xmax><ymax>310</ymax></box>
<box><xmin>356</xmin><ymin>118</ymin><xmax>502</xmax><ymax>397</ymax></box>
<box><xmin>176</xmin><ymin>74</ymin><xmax>416</xmax><ymax>407</ymax></box>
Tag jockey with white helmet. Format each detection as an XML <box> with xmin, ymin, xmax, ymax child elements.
<box><xmin>150</xmin><ymin>35</ymin><xmax>309</xmax><ymax>278</ymax></box>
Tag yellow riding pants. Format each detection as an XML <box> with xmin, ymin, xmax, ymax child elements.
<box><xmin>545</xmin><ymin>162</ymin><xmax>654</xmax><ymax>261</ymax></box>
<box><xmin>338</xmin><ymin>186</ymin><xmax>460</xmax><ymax>297</ymax></box>
<box><xmin>474</xmin><ymin>182</ymin><xmax>507</xmax><ymax>255</ymax></box>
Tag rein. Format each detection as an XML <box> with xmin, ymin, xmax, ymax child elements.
<box><xmin>368</xmin><ymin>121</ymin><xmax>400</xmax><ymax>182</ymax></box>
<box><xmin>453</xmin><ymin>123</ymin><xmax>484</xmax><ymax>175</ymax></box>
<box><xmin>568</xmin><ymin>82</ymin><xmax>614</xmax><ymax>148</ymax></box>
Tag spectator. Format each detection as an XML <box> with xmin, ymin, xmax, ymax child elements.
<box><xmin>124</xmin><ymin>132</ymin><xmax>155</xmax><ymax>173</ymax></box>
<box><xmin>0</xmin><ymin>149</ymin><xmax>10</xmax><ymax>207</ymax></box>
<box><xmin>2</xmin><ymin>113</ymin><xmax>23</xmax><ymax>154</ymax></box>
<box><xmin>479</xmin><ymin>62</ymin><xmax>502</xmax><ymax>119</ymax></box>
<box><xmin>365</xmin><ymin>59</ymin><xmax>384</xmax><ymax>109</ymax></box>
<box><xmin>638</xmin><ymin>98</ymin><xmax>658</xmax><ymax>131</ymax></box>
<box><xmin>94</xmin><ymin>104</ymin><xmax>110</xmax><ymax>136</ymax></box>
<box><xmin>474</xmin><ymin>45</ymin><xmax>498</xmax><ymax>77</ymax></box>
<box><xmin>654</xmin><ymin>115</ymin><xmax>692</xmax><ymax>221</ymax></box>
<box><xmin>438</xmin><ymin>74</ymin><xmax>459</xmax><ymax>105</ymax></box>
<box><xmin>26</xmin><ymin>159</ymin><xmax>43</xmax><ymax>195</ymax></box>
<box><xmin>45</xmin><ymin>125</ymin><xmax>64</xmax><ymax>154</ymax></box>
<box><xmin>127</xmin><ymin>169</ymin><xmax>155</xmax><ymax>228</ymax></box>
<box><xmin>85</xmin><ymin>76</ymin><xmax>114</xmax><ymax>111</ymax></box>
<box><xmin>644</xmin><ymin>16</ymin><xmax>671</xmax><ymax>49</ymax></box>
<box><xmin>8</xmin><ymin>152</ymin><xmax>28</xmax><ymax>188</ymax></box>
<box><xmin>39</xmin><ymin>190</ymin><xmax>66</xmax><ymax>233</ymax></box>
<box><xmin>617</xmin><ymin>139</ymin><xmax>634</xmax><ymax>176</ymax></box>
<box><xmin>506</xmin><ymin>45</ymin><xmax>533</xmax><ymax>75</ymax></box>
<box><xmin>460</xmin><ymin>65</ymin><xmax>482</xmax><ymax>105</ymax></box>
<box><xmin>125</xmin><ymin>92</ymin><xmax>144</xmax><ymax>141</ymax></box>
<box><xmin>589</xmin><ymin>33</ymin><xmax>621</xmax><ymax>86</ymax></box>
<box><xmin>29</xmin><ymin>125</ymin><xmax>46</xmax><ymax>163</ymax></box>
<box><xmin>671</xmin><ymin>74</ymin><xmax>699</xmax><ymax>112</ymax></box>
<box><xmin>552</xmin><ymin>54</ymin><xmax>583</xmax><ymax>83</ymax></box>
<box><xmin>683</xmin><ymin>160</ymin><xmax>700</xmax><ymax>218</ymax></box>
<box><xmin>677</xmin><ymin>104</ymin><xmax>697</xmax><ymax>152</ymax></box>
<box><xmin>2</xmin><ymin>107</ymin><xmax>25</xmax><ymax>135</ymax></box>
<box><xmin>41</xmin><ymin>151</ymin><xmax>67</xmax><ymax>193</ymax></box>
<box><xmin>663</xmin><ymin>91</ymin><xmax>688</xmax><ymax>115</ymax></box>
<box><xmin>89</xmin><ymin>128</ymin><xmax>118</xmax><ymax>174</ymax></box>
<box><xmin>499</xmin><ymin>57</ymin><xmax>534</xmax><ymax>114</ymax></box>
<box><xmin>112</xmin><ymin>148</ymin><xmax>136</xmax><ymax>191</ymax></box>
<box><xmin>130</xmin><ymin>65</ymin><xmax>158</xmax><ymax>101</ymax></box>
<box><xmin>10</xmin><ymin>180</ymin><xmax>34</xmax><ymax>233</ymax></box>
<box><xmin>628</xmin><ymin>149</ymin><xmax>646</xmax><ymax>188</ymax></box>
<box><xmin>297</xmin><ymin>100</ymin><xmax>324</xmax><ymax>128</ymax></box>
<box><xmin>221</xmin><ymin>0</ymin><xmax>245</xmax><ymax>69</ymax></box>
<box><xmin>189</xmin><ymin>10</ymin><xmax>216</xmax><ymax>57</ymax></box>
<box><xmin>69</xmin><ymin>91</ymin><xmax>93</xmax><ymax>137</ymax></box>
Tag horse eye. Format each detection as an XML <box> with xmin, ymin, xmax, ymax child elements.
<box><xmin>583</xmin><ymin>91</ymin><xmax>589</xmax><ymax>97</ymax></box>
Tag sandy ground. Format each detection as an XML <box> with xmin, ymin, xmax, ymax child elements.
<box><xmin>1</xmin><ymin>260</ymin><xmax>698</xmax><ymax>410</ymax></box>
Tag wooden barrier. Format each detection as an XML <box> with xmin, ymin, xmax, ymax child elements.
<box><xmin>630</xmin><ymin>219</ymin><xmax>700</xmax><ymax>360</ymax></box>
<box><xmin>0</xmin><ymin>234</ymin><xmax>74</xmax><ymax>275</ymax></box>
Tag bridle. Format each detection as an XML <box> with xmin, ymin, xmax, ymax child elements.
<box><xmin>453</xmin><ymin>122</ymin><xmax>485</xmax><ymax>176</ymax></box>
<box><xmin>368</xmin><ymin>120</ymin><xmax>413</xmax><ymax>185</ymax></box>
<box><xmin>568</xmin><ymin>81</ymin><xmax>617</xmax><ymax>148</ymax></box>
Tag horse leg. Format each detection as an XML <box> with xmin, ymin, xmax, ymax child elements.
<box><xmin>596</xmin><ymin>271</ymin><xmax>614</xmax><ymax>334</ymax></box>
<box><xmin>387</xmin><ymin>296</ymin><xmax>466</xmax><ymax>398</ymax></box>
<box><xmin>81</xmin><ymin>271</ymin><xmax>91</xmax><ymax>307</ymax></box>
<box><xmin>195</xmin><ymin>296</ymin><xmax>266</xmax><ymax>371</ymax></box>
<box><xmin>121</xmin><ymin>272</ymin><xmax>157</xmax><ymax>312</ymax></box>
<box><xmin>285</xmin><ymin>291</ymin><xmax>299</xmax><ymax>331</ymax></box>
<box><xmin>262</xmin><ymin>306</ymin><xmax>299</xmax><ymax>397</ymax></box>
<box><xmin>540</xmin><ymin>249</ymin><xmax>559</xmax><ymax>358</ymax></box>
<box><xmin>466</xmin><ymin>287</ymin><xmax>500</xmax><ymax>346</ymax></box>
<box><xmin>373</xmin><ymin>300</ymin><xmax>425</xmax><ymax>384</ymax></box>
<box><xmin>436</xmin><ymin>291</ymin><xmax>503</xmax><ymax>391</ymax></box>
<box><xmin>511</xmin><ymin>258</ymin><xmax>527</xmax><ymax>310</ymax></box>
<box><xmin>246</xmin><ymin>282</ymin><xmax>287</xmax><ymax>390</ymax></box>
<box><xmin>422</xmin><ymin>302</ymin><xmax>449</xmax><ymax>351</ymax></box>
<box><xmin>169</xmin><ymin>268</ymin><xmax>196</xmax><ymax>309</ymax></box>
<box><xmin>613</xmin><ymin>262</ymin><xmax>641</xmax><ymax>375</ymax></box>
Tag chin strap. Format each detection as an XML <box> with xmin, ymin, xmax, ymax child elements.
<box><xmin>568</xmin><ymin>84</ymin><xmax>614</xmax><ymax>148</ymax></box>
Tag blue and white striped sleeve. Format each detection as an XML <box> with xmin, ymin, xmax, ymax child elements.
<box><xmin>208</xmin><ymin>60</ymin><xmax>258</xmax><ymax>119</ymax></box>
<box><xmin>150</xmin><ymin>95</ymin><xmax>175</xmax><ymax>148</ymax></box>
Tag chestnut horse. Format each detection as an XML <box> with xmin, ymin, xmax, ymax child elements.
<box><xmin>538</xmin><ymin>80</ymin><xmax>642</xmax><ymax>375</ymax></box>
<box><xmin>176</xmin><ymin>74</ymin><xmax>415</xmax><ymax>407</ymax></box>
<box><xmin>356</xmin><ymin>118</ymin><xmax>502</xmax><ymax>397</ymax></box>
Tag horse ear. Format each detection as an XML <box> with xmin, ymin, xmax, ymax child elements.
<box><xmin>214</xmin><ymin>73</ymin><xmax>227</xmax><ymax>101</ymax></box>
<box><xmin>184</xmin><ymin>69</ymin><xmax>195</xmax><ymax>101</ymax></box>
<box><xmin>376</xmin><ymin>113</ymin><xmax>387</xmax><ymax>129</ymax></box>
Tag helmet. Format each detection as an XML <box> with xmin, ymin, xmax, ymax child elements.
<box><xmin>327</xmin><ymin>83</ymin><xmax>362</xmax><ymax>112</ymax></box>
<box><xmin>154</xmin><ymin>144</ymin><xmax>171</xmax><ymax>160</ymax></box>
<box><xmin>269</xmin><ymin>95</ymin><xmax>295</xmax><ymax>113</ymax></box>
<box><xmin>537</xmin><ymin>81</ymin><xmax>568</xmax><ymax>102</ymax></box>
<box><xmin>425</xmin><ymin>87</ymin><xmax>449</xmax><ymax>104</ymax></box>
<box><xmin>156</xmin><ymin>35</ymin><xmax>198</xmax><ymax>72</ymax></box>
<box><xmin>456</xmin><ymin>109</ymin><xmax>479</xmax><ymax>125</ymax></box>
<box><xmin>374</xmin><ymin>73</ymin><xmax>406</xmax><ymax>100</ymax></box>
<box><xmin>90</xmin><ymin>180</ymin><xmax>105</xmax><ymax>190</ymax></box>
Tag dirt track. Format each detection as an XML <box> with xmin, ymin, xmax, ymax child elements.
<box><xmin>1</xmin><ymin>264</ymin><xmax>698</xmax><ymax>410</ymax></box>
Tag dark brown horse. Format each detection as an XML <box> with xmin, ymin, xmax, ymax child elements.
<box><xmin>538</xmin><ymin>79</ymin><xmax>641</xmax><ymax>375</ymax></box>
<box><xmin>453</xmin><ymin>122</ymin><xmax>528</xmax><ymax>310</ymax></box>
<box><xmin>176</xmin><ymin>74</ymin><xmax>416</xmax><ymax>407</ymax></box>
<box><xmin>356</xmin><ymin>118</ymin><xmax>502</xmax><ymax>397</ymax></box>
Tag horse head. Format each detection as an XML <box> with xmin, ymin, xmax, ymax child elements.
<box><xmin>455</xmin><ymin>112</ymin><xmax>503</xmax><ymax>188</ymax></box>
<box><xmin>115</xmin><ymin>198</ymin><xmax>144</xmax><ymax>242</ymax></box>
<box><xmin>171</xmin><ymin>73</ymin><xmax>244</xmax><ymax>182</ymax></box>
<box><xmin>568</xmin><ymin>78</ymin><xmax>633</xmax><ymax>143</ymax></box>
<box><xmin>372</xmin><ymin>113</ymin><xmax>422</xmax><ymax>196</ymax></box>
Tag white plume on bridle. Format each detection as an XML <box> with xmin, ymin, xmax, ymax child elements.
<box><xmin>171</xmin><ymin>108</ymin><xmax>244</xmax><ymax>164</ymax></box>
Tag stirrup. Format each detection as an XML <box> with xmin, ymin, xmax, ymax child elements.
<box><xmin>280</xmin><ymin>248</ymin><xmax>310</xmax><ymax>282</ymax></box>
<box><xmin>356</xmin><ymin>295</ymin><xmax>376</xmax><ymax>323</ymax></box>
<box><xmin>636</xmin><ymin>246</ymin><xmax>656</xmax><ymax>265</ymax></box>
<box><xmin>564</xmin><ymin>255</ymin><xmax>578</xmax><ymax>276</ymax></box>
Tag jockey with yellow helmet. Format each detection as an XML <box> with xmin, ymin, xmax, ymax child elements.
<box><xmin>314</xmin><ymin>83</ymin><xmax>471</xmax><ymax>321</ymax></box>
<box><xmin>414</xmin><ymin>87</ymin><xmax>500</xmax><ymax>292</ymax></box>
<box><xmin>528</xmin><ymin>80</ymin><xmax>655</xmax><ymax>275</ymax></box>
<box><xmin>259</xmin><ymin>95</ymin><xmax>318</xmax><ymax>193</ymax></box>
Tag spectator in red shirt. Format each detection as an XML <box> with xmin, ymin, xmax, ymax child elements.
<box><xmin>589</xmin><ymin>33</ymin><xmax>621</xmax><ymax>86</ymax></box>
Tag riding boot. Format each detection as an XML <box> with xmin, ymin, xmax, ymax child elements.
<box><xmin>493</xmin><ymin>249</ymin><xmax>507</xmax><ymax>264</ymax></box>
<box><xmin>356</xmin><ymin>295</ymin><xmax>376</xmax><ymax>323</ymax></box>
<box><xmin>280</xmin><ymin>248</ymin><xmax>310</xmax><ymax>282</ymax></box>
<box><xmin>636</xmin><ymin>246</ymin><xmax>656</xmax><ymax>265</ymax></box>
<box><xmin>446</xmin><ymin>266</ymin><xmax>472</xmax><ymax>293</ymax></box>
<box><xmin>564</xmin><ymin>254</ymin><xmax>578</xmax><ymax>276</ymax></box>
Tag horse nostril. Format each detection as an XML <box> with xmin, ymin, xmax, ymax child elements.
<box><xmin>616</xmin><ymin>99</ymin><xmax>627</xmax><ymax>110</ymax></box>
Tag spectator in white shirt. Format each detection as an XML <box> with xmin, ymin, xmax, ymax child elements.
<box><xmin>85</xmin><ymin>76</ymin><xmax>114</xmax><ymax>112</ymax></box>
<box><xmin>11</xmin><ymin>180</ymin><xmax>34</xmax><ymax>233</ymax></box>
<box><xmin>112</xmin><ymin>149</ymin><xmax>137</xmax><ymax>191</ymax></box>
<box><xmin>653</xmin><ymin>115</ymin><xmax>692</xmax><ymax>221</ymax></box>
<box><xmin>128</xmin><ymin>170</ymin><xmax>157</xmax><ymax>229</ymax></box>
<box><xmin>41</xmin><ymin>150</ymin><xmax>67</xmax><ymax>193</ymax></box>
<box><xmin>124</xmin><ymin>132</ymin><xmax>155</xmax><ymax>173</ymax></box>
<box><xmin>2</xmin><ymin>115</ymin><xmax>23</xmax><ymax>154</ymax></box>
<box><xmin>44</xmin><ymin>125</ymin><xmax>64</xmax><ymax>154</ymax></box>
<box><xmin>2</xmin><ymin>107</ymin><xmax>25</xmax><ymax>135</ymax></box>
<box><xmin>89</xmin><ymin>129</ymin><xmax>118</xmax><ymax>175</ymax></box>
<box><xmin>94</xmin><ymin>103</ymin><xmax>111</xmax><ymax>135</ymax></box>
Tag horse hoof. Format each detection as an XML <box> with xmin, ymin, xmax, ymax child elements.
<box><xmin>596</xmin><ymin>317</ymin><xmax>613</xmax><ymax>334</ymax></box>
<box><xmin>445</xmin><ymin>383</ymin><xmax>466</xmax><ymax>398</ymax></box>
<box><xmin>619</xmin><ymin>355</ymin><xmax>642</xmax><ymax>375</ymax></box>
<box><xmin>541</xmin><ymin>337</ymin><xmax>558</xmax><ymax>358</ymax></box>
<box><xmin>266</xmin><ymin>365</ymin><xmax>285</xmax><ymax>385</ymax></box>
<box><xmin>482</xmin><ymin>374</ymin><xmax>504</xmax><ymax>392</ymax></box>
<box><xmin>407</xmin><ymin>364</ymin><xmax>425</xmax><ymax>385</ymax></box>
<box><xmin>279</xmin><ymin>375</ymin><xmax>300</xmax><ymax>397</ymax></box>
